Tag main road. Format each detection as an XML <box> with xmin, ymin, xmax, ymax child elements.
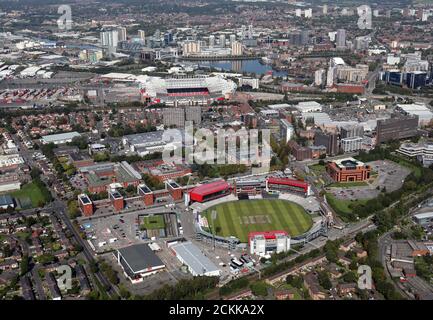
<box><xmin>46</xmin><ymin>199</ymin><xmax>120</xmax><ymax>298</ymax></box>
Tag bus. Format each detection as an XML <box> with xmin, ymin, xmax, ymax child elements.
<box><xmin>231</xmin><ymin>258</ymin><xmax>244</xmax><ymax>267</ymax></box>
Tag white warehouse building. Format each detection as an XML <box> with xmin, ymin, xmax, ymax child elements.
<box><xmin>169</xmin><ymin>241</ymin><xmax>221</xmax><ymax>277</ymax></box>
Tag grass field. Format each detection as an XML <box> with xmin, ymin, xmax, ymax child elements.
<box><xmin>328</xmin><ymin>181</ymin><xmax>369</xmax><ymax>188</ymax></box>
<box><xmin>142</xmin><ymin>215</ymin><xmax>165</xmax><ymax>230</ymax></box>
<box><xmin>203</xmin><ymin>199</ymin><xmax>313</xmax><ymax>243</ymax></box>
<box><xmin>11</xmin><ymin>182</ymin><xmax>46</xmax><ymax>208</ymax></box>
<box><xmin>325</xmin><ymin>193</ymin><xmax>368</xmax><ymax>222</ymax></box>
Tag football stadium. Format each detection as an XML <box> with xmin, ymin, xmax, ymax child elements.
<box><xmin>201</xmin><ymin>199</ymin><xmax>313</xmax><ymax>243</ymax></box>
<box><xmin>138</xmin><ymin>75</ymin><xmax>237</xmax><ymax>106</ymax></box>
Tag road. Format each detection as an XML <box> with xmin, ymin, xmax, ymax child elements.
<box><xmin>47</xmin><ymin>199</ymin><xmax>120</xmax><ymax>298</ymax></box>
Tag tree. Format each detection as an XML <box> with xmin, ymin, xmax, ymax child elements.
<box><xmin>318</xmin><ymin>271</ymin><xmax>332</xmax><ymax>290</ymax></box>
<box><xmin>20</xmin><ymin>255</ymin><xmax>29</xmax><ymax>276</ymax></box>
<box><xmin>250</xmin><ymin>281</ymin><xmax>268</xmax><ymax>297</ymax></box>
<box><xmin>286</xmin><ymin>275</ymin><xmax>303</xmax><ymax>289</ymax></box>
<box><xmin>68</xmin><ymin>200</ymin><xmax>81</xmax><ymax>219</ymax></box>
<box><xmin>342</xmin><ymin>271</ymin><xmax>357</xmax><ymax>283</ymax></box>
<box><xmin>119</xmin><ymin>284</ymin><xmax>131</xmax><ymax>299</ymax></box>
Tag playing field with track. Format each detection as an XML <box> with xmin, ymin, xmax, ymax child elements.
<box><xmin>203</xmin><ymin>199</ymin><xmax>313</xmax><ymax>243</ymax></box>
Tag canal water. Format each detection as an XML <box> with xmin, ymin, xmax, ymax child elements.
<box><xmin>196</xmin><ymin>59</ymin><xmax>288</xmax><ymax>77</ymax></box>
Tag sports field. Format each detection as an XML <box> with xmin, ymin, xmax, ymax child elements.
<box><xmin>203</xmin><ymin>199</ymin><xmax>313</xmax><ymax>243</ymax></box>
<box><xmin>141</xmin><ymin>215</ymin><xmax>165</xmax><ymax>230</ymax></box>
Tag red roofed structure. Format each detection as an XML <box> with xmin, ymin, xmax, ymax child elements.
<box><xmin>248</xmin><ymin>230</ymin><xmax>289</xmax><ymax>241</ymax></box>
<box><xmin>189</xmin><ymin>180</ymin><xmax>232</xmax><ymax>203</ymax></box>
<box><xmin>266</xmin><ymin>177</ymin><xmax>310</xmax><ymax>196</ymax></box>
<box><xmin>248</xmin><ymin>230</ymin><xmax>291</xmax><ymax>256</ymax></box>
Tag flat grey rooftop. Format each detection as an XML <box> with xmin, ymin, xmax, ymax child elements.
<box><xmin>171</xmin><ymin>241</ymin><xmax>219</xmax><ymax>276</ymax></box>
<box><xmin>118</xmin><ymin>244</ymin><xmax>164</xmax><ymax>273</ymax></box>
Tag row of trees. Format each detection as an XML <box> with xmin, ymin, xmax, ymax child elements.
<box><xmin>356</xmin><ymin>231</ymin><xmax>404</xmax><ymax>300</ymax></box>
<box><xmin>144</xmin><ymin>276</ymin><xmax>218</xmax><ymax>300</ymax></box>
<box><xmin>107</xmin><ymin>123</ymin><xmax>156</xmax><ymax>138</ymax></box>
<box><xmin>194</xmin><ymin>163</ymin><xmax>248</xmax><ymax>179</ymax></box>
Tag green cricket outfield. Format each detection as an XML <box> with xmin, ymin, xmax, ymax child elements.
<box><xmin>203</xmin><ymin>199</ymin><xmax>313</xmax><ymax>243</ymax></box>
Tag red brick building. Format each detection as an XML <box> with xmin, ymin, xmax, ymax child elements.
<box><xmin>78</xmin><ymin>194</ymin><xmax>94</xmax><ymax>217</ymax></box>
<box><xmin>138</xmin><ymin>184</ymin><xmax>154</xmax><ymax>206</ymax></box>
<box><xmin>327</xmin><ymin>158</ymin><xmax>371</xmax><ymax>182</ymax></box>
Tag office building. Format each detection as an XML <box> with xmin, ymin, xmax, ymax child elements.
<box><xmin>315</xmin><ymin>69</ymin><xmax>326</xmax><ymax>86</ymax></box>
<box><xmin>209</xmin><ymin>35</ymin><xmax>215</xmax><ymax>47</ymax></box>
<box><xmin>219</xmin><ymin>34</ymin><xmax>226</xmax><ymax>47</ymax></box>
<box><xmin>327</xmin><ymin>158</ymin><xmax>371</xmax><ymax>182</ymax></box>
<box><xmin>376</xmin><ymin>116</ymin><xmax>419</xmax><ymax>144</ymax></box>
<box><xmin>406</xmin><ymin>72</ymin><xmax>428</xmax><ymax>89</ymax></box>
<box><xmin>182</xmin><ymin>41</ymin><xmax>201</xmax><ymax>56</ymax></box>
<box><xmin>288</xmin><ymin>141</ymin><xmax>312</xmax><ymax>161</ymax></box>
<box><xmin>341</xmin><ymin>136</ymin><xmax>363</xmax><ymax>152</ymax></box>
<box><xmin>229</xmin><ymin>34</ymin><xmax>236</xmax><ymax>45</ymax></box>
<box><xmin>138</xmin><ymin>30</ymin><xmax>145</xmax><ymax>42</ymax></box>
<box><xmin>314</xmin><ymin>131</ymin><xmax>339</xmax><ymax>155</ymax></box>
<box><xmin>398</xmin><ymin>141</ymin><xmax>433</xmax><ymax>167</ymax></box>
<box><xmin>163</xmin><ymin>106</ymin><xmax>201</xmax><ymax>128</ymax></box>
<box><xmin>280</xmin><ymin>119</ymin><xmax>294</xmax><ymax>143</ymax></box>
<box><xmin>340</xmin><ymin>124</ymin><xmax>364</xmax><ymax>139</ymax></box>
<box><xmin>336</xmin><ymin>29</ymin><xmax>346</xmax><ymax>48</ymax></box>
<box><xmin>231</xmin><ymin>41</ymin><xmax>243</xmax><ymax>56</ymax></box>
<box><xmin>100</xmin><ymin>29</ymin><xmax>119</xmax><ymax>54</ymax></box>
<box><xmin>118</xmin><ymin>27</ymin><xmax>127</xmax><ymax>42</ymax></box>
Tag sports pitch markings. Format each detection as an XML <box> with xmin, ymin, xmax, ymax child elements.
<box><xmin>203</xmin><ymin>199</ymin><xmax>313</xmax><ymax>243</ymax></box>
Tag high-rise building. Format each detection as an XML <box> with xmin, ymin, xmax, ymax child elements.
<box><xmin>229</xmin><ymin>34</ymin><xmax>236</xmax><ymax>45</ymax></box>
<box><xmin>163</xmin><ymin>108</ymin><xmax>184</xmax><ymax>128</ymax></box>
<box><xmin>138</xmin><ymin>30</ymin><xmax>146</xmax><ymax>42</ymax></box>
<box><xmin>248</xmin><ymin>24</ymin><xmax>254</xmax><ymax>39</ymax></box>
<box><xmin>100</xmin><ymin>29</ymin><xmax>119</xmax><ymax>54</ymax></box>
<box><xmin>336</xmin><ymin>29</ymin><xmax>346</xmax><ymax>48</ymax></box>
<box><xmin>219</xmin><ymin>34</ymin><xmax>226</xmax><ymax>47</ymax></box>
<box><xmin>341</xmin><ymin>137</ymin><xmax>363</xmax><ymax>153</ymax></box>
<box><xmin>231</xmin><ymin>41</ymin><xmax>243</xmax><ymax>56</ymax></box>
<box><xmin>118</xmin><ymin>27</ymin><xmax>127</xmax><ymax>42</ymax></box>
<box><xmin>340</xmin><ymin>124</ymin><xmax>364</xmax><ymax>139</ymax></box>
<box><xmin>185</xmin><ymin>106</ymin><xmax>202</xmax><ymax>125</ymax></box>
<box><xmin>314</xmin><ymin>131</ymin><xmax>339</xmax><ymax>155</ymax></box>
<box><xmin>182</xmin><ymin>41</ymin><xmax>201</xmax><ymax>56</ymax></box>
<box><xmin>164</xmin><ymin>32</ymin><xmax>173</xmax><ymax>45</ymax></box>
<box><xmin>326</xmin><ymin>66</ymin><xmax>336</xmax><ymax>87</ymax></box>
<box><xmin>301</xmin><ymin>29</ymin><xmax>310</xmax><ymax>45</ymax></box>
<box><xmin>209</xmin><ymin>35</ymin><xmax>215</xmax><ymax>48</ymax></box>
<box><xmin>163</xmin><ymin>107</ymin><xmax>202</xmax><ymax>128</ymax></box>
<box><xmin>280</xmin><ymin>119</ymin><xmax>294</xmax><ymax>143</ymax></box>
<box><xmin>315</xmin><ymin>69</ymin><xmax>326</xmax><ymax>86</ymax></box>
<box><xmin>354</xmin><ymin>37</ymin><xmax>370</xmax><ymax>51</ymax></box>
<box><xmin>323</xmin><ymin>4</ymin><xmax>328</xmax><ymax>15</ymax></box>
<box><xmin>376</xmin><ymin>116</ymin><xmax>419</xmax><ymax>144</ymax></box>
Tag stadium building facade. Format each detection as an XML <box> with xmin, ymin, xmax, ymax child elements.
<box><xmin>249</xmin><ymin>231</ymin><xmax>291</xmax><ymax>257</ymax></box>
<box><xmin>266</xmin><ymin>177</ymin><xmax>311</xmax><ymax>196</ymax></box>
<box><xmin>139</xmin><ymin>75</ymin><xmax>237</xmax><ymax>106</ymax></box>
<box><xmin>189</xmin><ymin>180</ymin><xmax>232</xmax><ymax>203</ymax></box>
